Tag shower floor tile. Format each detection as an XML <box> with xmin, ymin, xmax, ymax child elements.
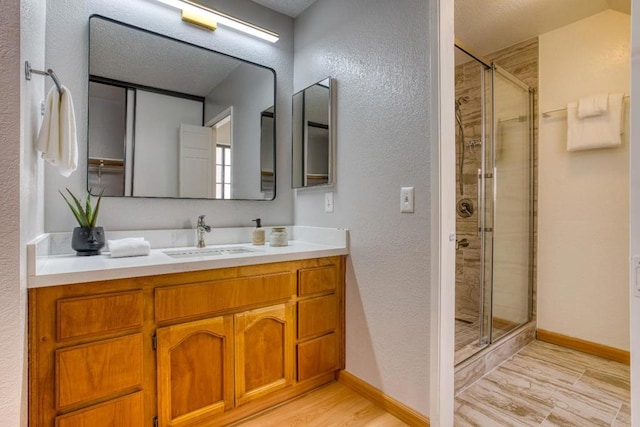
<box><xmin>455</xmin><ymin>340</ymin><xmax>631</xmax><ymax>426</ymax></box>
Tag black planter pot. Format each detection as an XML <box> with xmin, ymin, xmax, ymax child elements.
<box><xmin>71</xmin><ymin>226</ymin><xmax>105</xmax><ymax>256</ymax></box>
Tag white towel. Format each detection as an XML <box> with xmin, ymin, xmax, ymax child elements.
<box><xmin>108</xmin><ymin>238</ymin><xmax>151</xmax><ymax>258</ymax></box>
<box><xmin>578</xmin><ymin>94</ymin><xmax>608</xmax><ymax>119</ymax></box>
<box><xmin>36</xmin><ymin>85</ymin><xmax>78</xmax><ymax>177</ymax></box>
<box><xmin>567</xmin><ymin>93</ymin><xmax>623</xmax><ymax>152</ymax></box>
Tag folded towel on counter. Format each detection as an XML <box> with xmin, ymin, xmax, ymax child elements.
<box><xmin>567</xmin><ymin>93</ymin><xmax>624</xmax><ymax>152</ymax></box>
<box><xmin>108</xmin><ymin>238</ymin><xmax>151</xmax><ymax>258</ymax></box>
<box><xmin>36</xmin><ymin>85</ymin><xmax>78</xmax><ymax>177</ymax></box>
<box><xmin>578</xmin><ymin>94</ymin><xmax>608</xmax><ymax>119</ymax></box>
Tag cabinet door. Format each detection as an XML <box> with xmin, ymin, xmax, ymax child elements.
<box><xmin>55</xmin><ymin>392</ymin><xmax>144</xmax><ymax>427</ymax></box>
<box><xmin>234</xmin><ymin>304</ymin><xmax>295</xmax><ymax>406</ymax></box>
<box><xmin>156</xmin><ymin>317</ymin><xmax>233</xmax><ymax>427</ymax></box>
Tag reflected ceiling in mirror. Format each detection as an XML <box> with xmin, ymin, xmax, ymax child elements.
<box><xmin>88</xmin><ymin>15</ymin><xmax>276</xmax><ymax>200</ymax></box>
<box><xmin>292</xmin><ymin>77</ymin><xmax>332</xmax><ymax>188</ymax></box>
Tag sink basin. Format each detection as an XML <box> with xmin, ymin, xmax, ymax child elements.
<box><xmin>163</xmin><ymin>246</ymin><xmax>257</xmax><ymax>259</ymax></box>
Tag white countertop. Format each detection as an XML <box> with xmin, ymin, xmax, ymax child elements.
<box><xmin>27</xmin><ymin>226</ymin><xmax>349</xmax><ymax>288</ymax></box>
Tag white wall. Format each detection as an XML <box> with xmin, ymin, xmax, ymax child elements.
<box><xmin>538</xmin><ymin>10</ymin><xmax>630</xmax><ymax>350</ymax></box>
<box><xmin>205</xmin><ymin>64</ymin><xmax>274</xmax><ymax>199</ymax></box>
<box><xmin>0</xmin><ymin>0</ymin><xmax>24</xmax><ymax>423</ymax></box>
<box><xmin>1</xmin><ymin>0</ymin><xmax>47</xmax><ymax>424</ymax></box>
<box><xmin>293</xmin><ymin>0</ymin><xmax>431</xmax><ymax>415</ymax></box>
<box><xmin>44</xmin><ymin>0</ymin><xmax>294</xmax><ymax>232</ymax></box>
<box><xmin>133</xmin><ymin>91</ymin><xmax>202</xmax><ymax>197</ymax></box>
<box><xmin>629</xmin><ymin>0</ymin><xmax>640</xmax><ymax>422</ymax></box>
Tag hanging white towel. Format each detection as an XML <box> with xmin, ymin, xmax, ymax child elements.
<box><xmin>567</xmin><ymin>93</ymin><xmax>623</xmax><ymax>152</ymax></box>
<box><xmin>577</xmin><ymin>93</ymin><xmax>608</xmax><ymax>119</ymax></box>
<box><xmin>36</xmin><ymin>85</ymin><xmax>78</xmax><ymax>177</ymax></box>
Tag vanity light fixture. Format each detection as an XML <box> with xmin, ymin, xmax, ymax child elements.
<box><xmin>154</xmin><ymin>0</ymin><xmax>279</xmax><ymax>43</ymax></box>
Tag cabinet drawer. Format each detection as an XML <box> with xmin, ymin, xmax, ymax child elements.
<box><xmin>298</xmin><ymin>295</ymin><xmax>337</xmax><ymax>340</ymax></box>
<box><xmin>57</xmin><ymin>290</ymin><xmax>143</xmax><ymax>341</ymax></box>
<box><xmin>55</xmin><ymin>391</ymin><xmax>144</xmax><ymax>427</ymax></box>
<box><xmin>298</xmin><ymin>265</ymin><xmax>338</xmax><ymax>296</ymax></box>
<box><xmin>56</xmin><ymin>334</ymin><xmax>143</xmax><ymax>409</ymax></box>
<box><xmin>297</xmin><ymin>333</ymin><xmax>338</xmax><ymax>381</ymax></box>
<box><xmin>155</xmin><ymin>272</ymin><xmax>295</xmax><ymax>323</ymax></box>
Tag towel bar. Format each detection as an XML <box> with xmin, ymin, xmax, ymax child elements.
<box><xmin>24</xmin><ymin>60</ymin><xmax>63</xmax><ymax>94</ymax></box>
<box><xmin>543</xmin><ymin>95</ymin><xmax>629</xmax><ymax>118</ymax></box>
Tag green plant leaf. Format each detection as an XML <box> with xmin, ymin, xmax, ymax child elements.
<box><xmin>59</xmin><ymin>190</ymin><xmax>87</xmax><ymax>227</ymax></box>
<box><xmin>85</xmin><ymin>192</ymin><xmax>93</xmax><ymax>225</ymax></box>
<box><xmin>60</xmin><ymin>188</ymin><xmax>103</xmax><ymax>228</ymax></box>
<box><xmin>89</xmin><ymin>189</ymin><xmax>104</xmax><ymax>228</ymax></box>
<box><xmin>64</xmin><ymin>188</ymin><xmax>90</xmax><ymax>227</ymax></box>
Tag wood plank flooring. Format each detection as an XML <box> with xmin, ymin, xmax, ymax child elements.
<box><xmin>455</xmin><ymin>340</ymin><xmax>631</xmax><ymax>426</ymax></box>
<box><xmin>232</xmin><ymin>382</ymin><xmax>408</xmax><ymax>427</ymax></box>
<box><xmin>231</xmin><ymin>340</ymin><xmax>630</xmax><ymax>427</ymax></box>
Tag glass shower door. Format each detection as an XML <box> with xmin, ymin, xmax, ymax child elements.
<box><xmin>488</xmin><ymin>65</ymin><xmax>533</xmax><ymax>342</ymax></box>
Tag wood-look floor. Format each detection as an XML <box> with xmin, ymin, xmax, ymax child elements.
<box><xmin>231</xmin><ymin>340</ymin><xmax>630</xmax><ymax>427</ymax></box>
<box><xmin>232</xmin><ymin>382</ymin><xmax>408</xmax><ymax>426</ymax></box>
<box><xmin>455</xmin><ymin>340</ymin><xmax>631</xmax><ymax>426</ymax></box>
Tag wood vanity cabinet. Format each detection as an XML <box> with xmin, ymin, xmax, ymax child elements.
<box><xmin>29</xmin><ymin>256</ymin><xmax>344</xmax><ymax>427</ymax></box>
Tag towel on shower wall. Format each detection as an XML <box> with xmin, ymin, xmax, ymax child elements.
<box><xmin>577</xmin><ymin>93</ymin><xmax>608</xmax><ymax>119</ymax></box>
<box><xmin>566</xmin><ymin>93</ymin><xmax>623</xmax><ymax>152</ymax></box>
<box><xmin>36</xmin><ymin>85</ymin><xmax>78</xmax><ymax>177</ymax></box>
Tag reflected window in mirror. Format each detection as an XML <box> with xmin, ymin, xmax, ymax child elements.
<box><xmin>292</xmin><ymin>78</ymin><xmax>332</xmax><ymax>188</ymax></box>
<box><xmin>88</xmin><ymin>15</ymin><xmax>276</xmax><ymax>200</ymax></box>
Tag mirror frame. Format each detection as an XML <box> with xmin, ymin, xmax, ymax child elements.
<box><xmin>291</xmin><ymin>77</ymin><xmax>333</xmax><ymax>189</ymax></box>
<box><xmin>87</xmin><ymin>14</ymin><xmax>277</xmax><ymax>201</ymax></box>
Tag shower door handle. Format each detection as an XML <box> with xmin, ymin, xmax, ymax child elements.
<box><xmin>477</xmin><ymin>168</ymin><xmax>481</xmax><ymax>236</ymax></box>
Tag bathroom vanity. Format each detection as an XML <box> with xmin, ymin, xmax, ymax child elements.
<box><xmin>28</xmin><ymin>228</ymin><xmax>347</xmax><ymax>426</ymax></box>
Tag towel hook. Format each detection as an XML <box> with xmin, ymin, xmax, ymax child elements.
<box><xmin>25</xmin><ymin>60</ymin><xmax>63</xmax><ymax>95</ymax></box>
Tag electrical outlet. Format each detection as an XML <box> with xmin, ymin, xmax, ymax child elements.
<box><xmin>325</xmin><ymin>192</ymin><xmax>334</xmax><ymax>213</ymax></box>
<box><xmin>401</xmin><ymin>187</ymin><xmax>414</xmax><ymax>213</ymax></box>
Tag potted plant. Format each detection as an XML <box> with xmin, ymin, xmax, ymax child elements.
<box><xmin>60</xmin><ymin>188</ymin><xmax>105</xmax><ymax>256</ymax></box>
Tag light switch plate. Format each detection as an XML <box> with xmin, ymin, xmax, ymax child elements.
<box><xmin>324</xmin><ymin>192</ymin><xmax>334</xmax><ymax>213</ymax></box>
<box><xmin>401</xmin><ymin>187</ymin><xmax>414</xmax><ymax>213</ymax></box>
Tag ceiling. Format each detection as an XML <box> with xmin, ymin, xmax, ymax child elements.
<box><xmin>249</xmin><ymin>1</ymin><xmax>630</xmax><ymax>51</ymax></box>
<box><xmin>250</xmin><ymin>0</ymin><xmax>317</xmax><ymax>18</ymax></box>
<box><xmin>455</xmin><ymin>0</ymin><xmax>631</xmax><ymax>56</ymax></box>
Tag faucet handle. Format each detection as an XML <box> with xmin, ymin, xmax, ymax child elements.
<box><xmin>198</xmin><ymin>215</ymin><xmax>206</xmax><ymax>224</ymax></box>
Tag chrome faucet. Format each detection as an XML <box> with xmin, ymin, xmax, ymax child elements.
<box><xmin>196</xmin><ymin>215</ymin><xmax>212</xmax><ymax>248</ymax></box>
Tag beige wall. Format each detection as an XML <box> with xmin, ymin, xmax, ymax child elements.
<box><xmin>538</xmin><ymin>10</ymin><xmax>630</xmax><ymax>350</ymax></box>
<box><xmin>628</xmin><ymin>0</ymin><xmax>640</xmax><ymax>419</ymax></box>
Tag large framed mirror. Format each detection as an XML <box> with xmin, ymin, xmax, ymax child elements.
<box><xmin>292</xmin><ymin>78</ymin><xmax>332</xmax><ymax>188</ymax></box>
<box><xmin>88</xmin><ymin>15</ymin><xmax>276</xmax><ymax>200</ymax></box>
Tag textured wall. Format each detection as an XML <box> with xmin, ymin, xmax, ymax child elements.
<box><xmin>629</xmin><ymin>2</ymin><xmax>640</xmax><ymax>421</ymax></box>
<box><xmin>538</xmin><ymin>10</ymin><xmax>630</xmax><ymax>350</ymax></box>
<box><xmin>293</xmin><ymin>0</ymin><xmax>431</xmax><ymax>415</ymax></box>
<box><xmin>0</xmin><ymin>0</ymin><xmax>23</xmax><ymax>423</ymax></box>
<box><xmin>2</xmin><ymin>0</ymin><xmax>45</xmax><ymax>424</ymax></box>
<box><xmin>44</xmin><ymin>0</ymin><xmax>294</xmax><ymax>232</ymax></box>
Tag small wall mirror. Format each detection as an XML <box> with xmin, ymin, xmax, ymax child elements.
<box><xmin>88</xmin><ymin>15</ymin><xmax>276</xmax><ymax>200</ymax></box>
<box><xmin>292</xmin><ymin>78</ymin><xmax>332</xmax><ymax>188</ymax></box>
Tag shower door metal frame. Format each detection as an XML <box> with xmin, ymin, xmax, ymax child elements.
<box><xmin>453</xmin><ymin>43</ymin><xmax>534</xmax><ymax>364</ymax></box>
<box><xmin>485</xmin><ymin>64</ymin><xmax>534</xmax><ymax>346</ymax></box>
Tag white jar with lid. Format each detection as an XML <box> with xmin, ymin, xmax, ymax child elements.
<box><xmin>269</xmin><ymin>227</ymin><xmax>288</xmax><ymax>247</ymax></box>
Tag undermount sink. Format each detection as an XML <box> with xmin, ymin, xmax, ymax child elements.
<box><xmin>163</xmin><ymin>246</ymin><xmax>258</xmax><ymax>259</ymax></box>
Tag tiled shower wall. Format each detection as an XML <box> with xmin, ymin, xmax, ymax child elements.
<box><xmin>454</xmin><ymin>37</ymin><xmax>539</xmax><ymax>323</ymax></box>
